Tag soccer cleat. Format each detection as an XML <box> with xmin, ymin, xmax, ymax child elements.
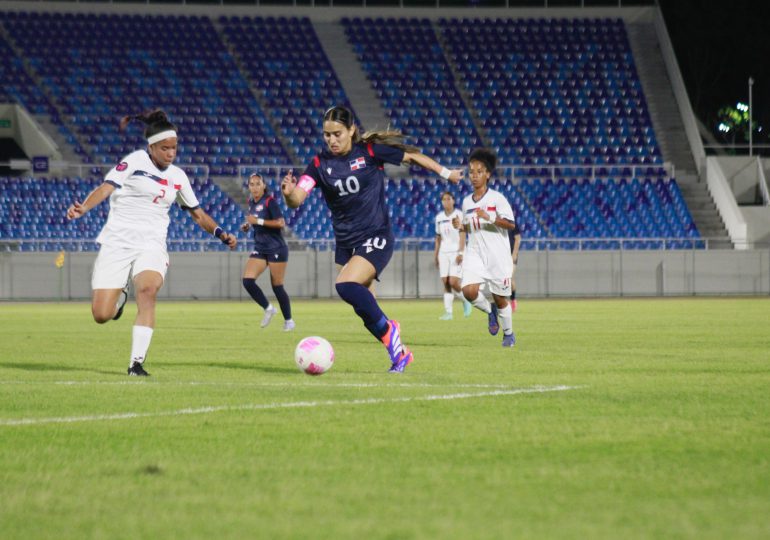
<box><xmin>488</xmin><ymin>303</ymin><xmax>499</xmax><ymax>336</ymax></box>
<box><xmin>113</xmin><ymin>286</ymin><xmax>129</xmax><ymax>321</ymax></box>
<box><xmin>283</xmin><ymin>320</ymin><xmax>296</xmax><ymax>332</ymax></box>
<box><xmin>463</xmin><ymin>299</ymin><xmax>473</xmax><ymax>318</ymax></box>
<box><xmin>381</xmin><ymin>319</ymin><xmax>406</xmax><ymax>363</ymax></box>
<box><xmin>502</xmin><ymin>333</ymin><xmax>516</xmax><ymax>348</ymax></box>
<box><xmin>388</xmin><ymin>348</ymin><xmax>414</xmax><ymax>373</ymax></box>
<box><xmin>438</xmin><ymin>311</ymin><xmax>453</xmax><ymax>321</ymax></box>
<box><xmin>261</xmin><ymin>306</ymin><xmax>278</xmax><ymax>328</ymax></box>
<box><xmin>510</xmin><ymin>299</ymin><xmax>518</xmax><ymax>313</ymax></box>
<box><xmin>127</xmin><ymin>361</ymin><xmax>149</xmax><ymax>377</ymax></box>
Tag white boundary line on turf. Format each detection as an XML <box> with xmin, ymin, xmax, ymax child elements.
<box><xmin>0</xmin><ymin>385</ymin><xmax>580</xmax><ymax>427</ymax></box>
<box><xmin>0</xmin><ymin>381</ymin><xmax>521</xmax><ymax>389</ymax></box>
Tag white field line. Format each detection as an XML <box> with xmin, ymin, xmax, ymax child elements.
<box><xmin>0</xmin><ymin>381</ymin><xmax>523</xmax><ymax>389</ymax></box>
<box><xmin>0</xmin><ymin>385</ymin><xmax>580</xmax><ymax>427</ymax></box>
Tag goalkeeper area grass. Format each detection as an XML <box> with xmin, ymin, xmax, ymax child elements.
<box><xmin>1</xmin><ymin>298</ymin><xmax>768</xmax><ymax>539</ymax></box>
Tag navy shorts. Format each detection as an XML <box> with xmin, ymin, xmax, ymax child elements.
<box><xmin>335</xmin><ymin>230</ymin><xmax>394</xmax><ymax>278</ymax></box>
<box><xmin>249</xmin><ymin>245</ymin><xmax>289</xmax><ymax>263</ymax></box>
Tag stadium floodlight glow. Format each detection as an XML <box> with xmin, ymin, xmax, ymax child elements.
<box><xmin>736</xmin><ymin>102</ymin><xmax>749</xmax><ymax>112</ymax></box>
<box><xmin>718</xmin><ymin>123</ymin><xmax>731</xmax><ymax>133</ymax></box>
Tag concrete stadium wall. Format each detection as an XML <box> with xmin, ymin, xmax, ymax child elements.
<box><xmin>2</xmin><ymin>249</ymin><xmax>768</xmax><ymax>301</ymax></box>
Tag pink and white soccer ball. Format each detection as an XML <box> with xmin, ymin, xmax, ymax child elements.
<box><xmin>294</xmin><ymin>336</ymin><xmax>334</xmax><ymax>375</ymax></box>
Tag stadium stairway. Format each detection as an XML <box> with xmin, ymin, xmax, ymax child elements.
<box><xmin>211</xmin><ymin>17</ymin><xmax>299</xmax><ymax>168</ymax></box>
<box><xmin>430</xmin><ymin>19</ymin><xmax>491</xmax><ymax>154</ymax></box>
<box><xmin>677</xmin><ymin>178</ymin><xmax>732</xmax><ymax>248</ymax></box>
<box><xmin>313</xmin><ymin>20</ymin><xmax>390</xmax><ymax>133</ymax></box>
<box><xmin>626</xmin><ymin>23</ymin><xmax>696</xmax><ymax>175</ymax></box>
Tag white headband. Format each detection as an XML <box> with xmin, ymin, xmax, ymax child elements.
<box><xmin>147</xmin><ymin>130</ymin><xmax>177</xmax><ymax>145</ymax></box>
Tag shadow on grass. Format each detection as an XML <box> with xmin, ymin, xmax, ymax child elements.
<box><xmin>162</xmin><ymin>361</ymin><xmax>298</xmax><ymax>374</ymax></box>
<box><xmin>0</xmin><ymin>362</ymin><xmax>124</xmax><ymax>377</ymax></box>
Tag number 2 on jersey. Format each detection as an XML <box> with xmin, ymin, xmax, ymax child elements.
<box><xmin>152</xmin><ymin>189</ymin><xmax>166</xmax><ymax>204</ymax></box>
<box><xmin>333</xmin><ymin>176</ymin><xmax>360</xmax><ymax>197</ymax></box>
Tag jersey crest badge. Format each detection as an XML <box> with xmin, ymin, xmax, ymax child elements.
<box><xmin>349</xmin><ymin>157</ymin><xmax>366</xmax><ymax>171</ymax></box>
<box><xmin>116</xmin><ymin>162</ymin><xmax>128</xmax><ymax>172</ymax></box>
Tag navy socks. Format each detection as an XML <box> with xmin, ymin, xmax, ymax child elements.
<box><xmin>271</xmin><ymin>284</ymin><xmax>292</xmax><ymax>320</ymax></box>
<box><xmin>242</xmin><ymin>278</ymin><xmax>269</xmax><ymax>309</ymax></box>
<box><xmin>335</xmin><ymin>282</ymin><xmax>389</xmax><ymax>340</ymax></box>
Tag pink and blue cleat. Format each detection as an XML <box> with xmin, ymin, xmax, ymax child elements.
<box><xmin>502</xmin><ymin>332</ymin><xmax>516</xmax><ymax>348</ymax></box>
<box><xmin>381</xmin><ymin>320</ymin><xmax>414</xmax><ymax>373</ymax></box>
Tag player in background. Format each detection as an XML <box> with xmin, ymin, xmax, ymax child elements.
<box><xmin>66</xmin><ymin>109</ymin><xmax>237</xmax><ymax>376</ymax></box>
<box><xmin>433</xmin><ymin>191</ymin><xmax>472</xmax><ymax>320</ymax></box>
<box><xmin>240</xmin><ymin>173</ymin><xmax>295</xmax><ymax>331</ymax></box>
<box><xmin>281</xmin><ymin>105</ymin><xmax>463</xmax><ymax>372</ymax></box>
<box><xmin>509</xmin><ymin>224</ymin><xmax>521</xmax><ymax>312</ymax></box>
<box><xmin>452</xmin><ymin>148</ymin><xmax>517</xmax><ymax>347</ymax></box>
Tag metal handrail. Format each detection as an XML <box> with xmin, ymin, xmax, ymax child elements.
<box><xmin>0</xmin><ymin>236</ymin><xmax>753</xmax><ymax>253</ymax></box>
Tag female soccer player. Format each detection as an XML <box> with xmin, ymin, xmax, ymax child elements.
<box><xmin>66</xmin><ymin>109</ymin><xmax>237</xmax><ymax>376</ymax></box>
<box><xmin>281</xmin><ymin>105</ymin><xmax>463</xmax><ymax>372</ymax></box>
<box><xmin>433</xmin><ymin>191</ymin><xmax>472</xmax><ymax>320</ymax></box>
<box><xmin>240</xmin><ymin>173</ymin><xmax>294</xmax><ymax>331</ymax></box>
<box><xmin>452</xmin><ymin>148</ymin><xmax>517</xmax><ymax>347</ymax></box>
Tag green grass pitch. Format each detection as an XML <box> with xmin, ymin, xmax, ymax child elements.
<box><xmin>1</xmin><ymin>298</ymin><xmax>769</xmax><ymax>539</ymax></box>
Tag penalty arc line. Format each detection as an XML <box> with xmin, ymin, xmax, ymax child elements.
<box><xmin>0</xmin><ymin>385</ymin><xmax>581</xmax><ymax>427</ymax></box>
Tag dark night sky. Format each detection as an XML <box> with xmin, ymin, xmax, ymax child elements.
<box><xmin>658</xmin><ymin>0</ymin><xmax>770</xmax><ymax>140</ymax></box>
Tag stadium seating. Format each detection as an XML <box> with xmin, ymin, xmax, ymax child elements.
<box><xmin>0</xmin><ymin>12</ymin><xmax>700</xmax><ymax>250</ymax></box>
<box><xmin>438</xmin><ymin>17</ymin><xmax>662</xmax><ymax>171</ymax></box>
<box><xmin>0</xmin><ymin>176</ymin><xmax>244</xmax><ymax>252</ymax></box>
<box><xmin>220</xmin><ymin>16</ymin><xmax>356</xmax><ymax>165</ymax></box>
<box><xmin>0</xmin><ymin>12</ymin><xmax>289</xmax><ymax>176</ymax></box>
<box><xmin>342</xmin><ymin>17</ymin><xmax>483</xmax><ymax>168</ymax></box>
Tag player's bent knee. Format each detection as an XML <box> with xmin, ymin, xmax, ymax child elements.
<box><xmin>91</xmin><ymin>306</ymin><xmax>113</xmax><ymax>324</ymax></box>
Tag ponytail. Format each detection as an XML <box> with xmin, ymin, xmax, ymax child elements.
<box><xmin>324</xmin><ymin>105</ymin><xmax>419</xmax><ymax>153</ymax></box>
<box><xmin>119</xmin><ymin>108</ymin><xmax>177</xmax><ymax>140</ymax></box>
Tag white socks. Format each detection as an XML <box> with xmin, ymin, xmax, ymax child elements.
<box><xmin>130</xmin><ymin>325</ymin><xmax>154</xmax><ymax>365</ymax></box>
<box><xmin>470</xmin><ymin>292</ymin><xmax>492</xmax><ymax>314</ymax></box>
<box><xmin>498</xmin><ymin>303</ymin><xmax>513</xmax><ymax>336</ymax></box>
<box><xmin>443</xmin><ymin>293</ymin><xmax>454</xmax><ymax>313</ymax></box>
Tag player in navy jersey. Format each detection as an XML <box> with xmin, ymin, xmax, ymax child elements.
<box><xmin>281</xmin><ymin>105</ymin><xmax>463</xmax><ymax>373</ymax></box>
<box><xmin>240</xmin><ymin>173</ymin><xmax>294</xmax><ymax>331</ymax></box>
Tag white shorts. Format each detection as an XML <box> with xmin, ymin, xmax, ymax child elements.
<box><xmin>438</xmin><ymin>251</ymin><xmax>462</xmax><ymax>278</ymax></box>
<box><xmin>461</xmin><ymin>253</ymin><xmax>512</xmax><ymax>297</ymax></box>
<box><xmin>92</xmin><ymin>244</ymin><xmax>169</xmax><ymax>289</ymax></box>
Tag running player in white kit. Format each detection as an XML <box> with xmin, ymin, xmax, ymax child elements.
<box><xmin>453</xmin><ymin>148</ymin><xmax>517</xmax><ymax>347</ymax></box>
<box><xmin>433</xmin><ymin>191</ymin><xmax>472</xmax><ymax>320</ymax></box>
<box><xmin>66</xmin><ymin>109</ymin><xmax>237</xmax><ymax>375</ymax></box>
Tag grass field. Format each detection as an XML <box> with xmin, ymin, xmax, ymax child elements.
<box><xmin>1</xmin><ymin>298</ymin><xmax>769</xmax><ymax>539</ymax></box>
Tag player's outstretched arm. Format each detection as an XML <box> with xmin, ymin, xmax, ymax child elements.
<box><xmin>403</xmin><ymin>152</ymin><xmax>464</xmax><ymax>184</ymax></box>
<box><xmin>281</xmin><ymin>170</ymin><xmax>309</xmax><ymax>209</ymax></box>
<box><xmin>66</xmin><ymin>182</ymin><xmax>116</xmax><ymax>220</ymax></box>
<box><xmin>187</xmin><ymin>207</ymin><xmax>237</xmax><ymax>250</ymax></box>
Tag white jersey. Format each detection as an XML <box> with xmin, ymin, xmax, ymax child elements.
<box><xmin>461</xmin><ymin>188</ymin><xmax>515</xmax><ymax>280</ymax></box>
<box><xmin>96</xmin><ymin>150</ymin><xmax>200</xmax><ymax>249</ymax></box>
<box><xmin>434</xmin><ymin>208</ymin><xmax>463</xmax><ymax>253</ymax></box>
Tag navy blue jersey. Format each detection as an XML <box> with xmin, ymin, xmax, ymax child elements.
<box><xmin>248</xmin><ymin>194</ymin><xmax>286</xmax><ymax>252</ymax></box>
<box><xmin>298</xmin><ymin>142</ymin><xmax>405</xmax><ymax>248</ymax></box>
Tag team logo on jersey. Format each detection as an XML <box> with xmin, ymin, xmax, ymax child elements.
<box><xmin>256</xmin><ymin>205</ymin><xmax>264</xmax><ymax>211</ymax></box>
<box><xmin>116</xmin><ymin>162</ymin><xmax>128</xmax><ymax>171</ymax></box>
<box><xmin>349</xmin><ymin>157</ymin><xmax>366</xmax><ymax>171</ymax></box>
<box><xmin>327</xmin><ymin>167</ymin><xmax>332</xmax><ymax>175</ymax></box>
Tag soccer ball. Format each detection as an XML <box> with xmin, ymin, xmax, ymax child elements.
<box><xmin>294</xmin><ymin>336</ymin><xmax>334</xmax><ymax>375</ymax></box>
